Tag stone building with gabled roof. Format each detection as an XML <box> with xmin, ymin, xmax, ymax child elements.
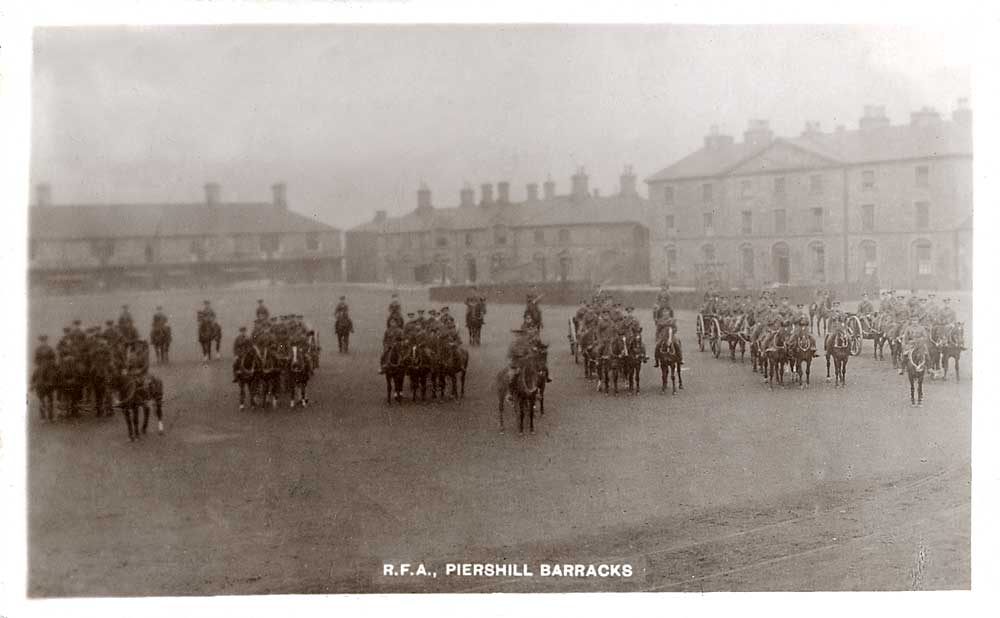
<box><xmin>29</xmin><ymin>182</ymin><xmax>343</xmax><ymax>292</ymax></box>
<box><xmin>645</xmin><ymin>100</ymin><xmax>973</xmax><ymax>291</ymax></box>
<box><xmin>347</xmin><ymin>167</ymin><xmax>654</xmax><ymax>285</ymax></box>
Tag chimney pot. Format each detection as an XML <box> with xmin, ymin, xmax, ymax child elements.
<box><xmin>704</xmin><ymin>126</ymin><xmax>734</xmax><ymax>149</ymax></box>
<box><xmin>34</xmin><ymin>183</ymin><xmax>52</xmax><ymax>207</ymax></box>
<box><xmin>204</xmin><ymin>182</ymin><xmax>221</xmax><ymax>206</ymax></box>
<box><xmin>271</xmin><ymin>182</ymin><xmax>287</xmax><ymax>209</ymax></box>
<box><xmin>571</xmin><ymin>167</ymin><xmax>589</xmax><ymax>201</ymax></box>
<box><xmin>859</xmin><ymin>104</ymin><xmax>890</xmax><ymax>130</ymax></box>
<box><xmin>910</xmin><ymin>106</ymin><xmax>942</xmax><ymax>127</ymax></box>
<box><xmin>374</xmin><ymin>210</ymin><xmax>387</xmax><ymax>222</ymax></box>
<box><xmin>417</xmin><ymin>182</ymin><xmax>433</xmax><ymax>211</ymax></box>
<box><xmin>619</xmin><ymin>165</ymin><xmax>637</xmax><ymax>197</ymax></box>
<box><xmin>526</xmin><ymin>182</ymin><xmax>539</xmax><ymax>203</ymax></box>
<box><xmin>743</xmin><ymin>119</ymin><xmax>773</xmax><ymax>146</ymax></box>
<box><xmin>497</xmin><ymin>181</ymin><xmax>510</xmax><ymax>205</ymax></box>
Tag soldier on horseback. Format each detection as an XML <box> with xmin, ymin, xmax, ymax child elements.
<box><xmin>232</xmin><ymin>326</ymin><xmax>252</xmax><ymax>383</ymax></box>
<box><xmin>899</xmin><ymin>315</ymin><xmax>929</xmax><ymax>375</ymax></box>
<box><xmin>197</xmin><ymin>300</ymin><xmax>216</xmax><ymax>324</ymax></box>
<box><xmin>524</xmin><ymin>292</ymin><xmax>543</xmax><ymax>330</ymax></box>
<box><xmin>124</xmin><ymin>335</ymin><xmax>150</xmax><ymax>378</ymax></box>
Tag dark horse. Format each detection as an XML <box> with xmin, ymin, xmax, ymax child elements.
<box><xmin>655</xmin><ymin>331</ymin><xmax>683</xmax><ymax>395</ymax></box>
<box><xmin>151</xmin><ymin>323</ymin><xmax>172</xmax><ymax>364</ymax></box>
<box><xmin>57</xmin><ymin>355</ymin><xmax>88</xmax><ymax>419</ymax></box>
<box><xmin>789</xmin><ymin>329</ymin><xmax>817</xmax><ymax>388</ymax></box>
<box><xmin>335</xmin><ymin>313</ymin><xmax>353</xmax><ymax>353</ymax></box>
<box><xmin>198</xmin><ymin>319</ymin><xmax>222</xmax><ymax>361</ymax></box>
<box><xmin>724</xmin><ymin>315</ymin><xmax>749</xmax><ymax>363</ymax></box>
<box><xmin>825</xmin><ymin>330</ymin><xmax>850</xmax><ymax>388</ymax></box>
<box><xmin>810</xmin><ymin>295</ymin><xmax>832</xmax><ymax>336</ymax></box>
<box><xmin>937</xmin><ymin>323</ymin><xmax>966</xmax><ymax>382</ymax></box>
<box><xmin>599</xmin><ymin>334</ymin><xmax>629</xmax><ymax>395</ymax></box>
<box><xmin>405</xmin><ymin>342</ymin><xmax>434</xmax><ymax>402</ymax></box>
<box><xmin>906</xmin><ymin>343</ymin><xmax>928</xmax><ymax>406</ymax></box>
<box><xmin>434</xmin><ymin>341</ymin><xmax>469</xmax><ymax>400</ymax></box>
<box><xmin>115</xmin><ymin>373</ymin><xmax>164</xmax><ymax>441</ymax></box>
<box><xmin>623</xmin><ymin>330</ymin><xmax>646</xmax><ymax>394</ymax></box>
<box><xmin>288</xmin><ymin>344</ymin><xmax>313</xmax><ymax>407</ymax></box>
<box><xmin>32</xmin><ymin>360</ymin><xmax>60</xmax><ymax>422</ymax></box>
<box><xmin>466</xmin><ymin>304</ymin><xmax>485</xmax><ymax>346</ymax></box>
<box><xmin>497</xmin><ymin>356</ymin><xmax>542</xmax><ymax>434</ymax></box>
<box><xmin>235</xmin><ymin>347</ymin><xmax>263</xmax><ymax>410</ymax></box>
<box><xmin>382</xmin><ymin>340</ymin><xmax>407</xmax><ymax>405</ymax></box>
<box><xmin>765</xmin><ymin>327</ymin><xmax>789</xmax><ymax>389</ymax></box>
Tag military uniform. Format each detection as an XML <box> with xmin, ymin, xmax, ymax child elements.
<box><xmin>335</xmin><ymin>297</ymin><xmax>349</xmax><ymax>318</ymax></box>
<box><xmin>256</xmin><ymin>301</ymin><xmax>270</xmax><ymax>321</ymax></box>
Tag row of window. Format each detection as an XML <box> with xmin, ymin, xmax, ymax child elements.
<box><xmin>663</xmin><ymin>165</ymin><xmax>932</xmax><ymax>205</ymax></box>
<box><xmin>662</xmin><ymin>240</ymin><xmax>933</xmax><ymax>279</ymax></box>
<box><xmin>401</xmin><ymin>228</ymin><xmax>574</xmax><ymax>250</ymax></box>
<box><xmin>29</xmin><ymin>234</ymin><xmax>322</xmax><ymax>262</ymax></box>
<box><xmin>663</xmin><ymin>202</ymin><xmax>931</xmax><ymax>235</ymax></box>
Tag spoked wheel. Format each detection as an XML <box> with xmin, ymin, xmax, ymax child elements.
<box><xmin>710</xmin><ymin>318</ymin><xmax>722</xmax><ymax>358</ymax></box>
<box><xmin>696</xmin><ymin>314</ymin><xmax>705</xmax><ymax>352</ymax></box>
<box><xmin>849</xmin><ymin>334</ymin><xmax>862</xmax><ymax>357</ymax></box>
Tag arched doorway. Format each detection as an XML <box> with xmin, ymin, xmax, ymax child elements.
<box><xmin>772</xmin><ymin>242</ymin><xmax>790</xmax><ymax>284</ymax></box>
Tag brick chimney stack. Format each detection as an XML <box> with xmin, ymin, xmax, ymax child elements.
<box><xmin>272</xmin><ymin>182</ymin><xmax>287</xmax><ymax>209</ymax></box>
<box><xmin>619</xmin><ymin>165</ymin><xmax>637</xmax><ymax>197</ymax></box>
<box><xmin>460</xmin><ymin>184</ymin><xmax>475</xmax><ymax>207</ymax></box>
<box><xmin>910</xmin><ymin>106</ymin><xmax>942</xmax><ymax>127</ymax></box>
<box><xmin>204</xmin><ymin>182</ymin><xmax>221</xmax><ymax>206</ymax></box>
<box><xmin>801</xmin><ymin>121</ymin><xmax>822</xmax><ymax>137</ymax></box>
<box><xmin>703</xmin><ymin>125</ymin><xmax>734</xmax><ymax>150</ymax></box>
<box><xmin>417</xmin><ymin>182</ymin><xmax>433</xmax><ymax>212</ymax></box>
<box><xmin>543</xmin><ymin>177</ymin><xmax>556</xmax><ymax>200</ymax></box>
<box><xmin>497</xmin><ymin>181</ymin><xmax>510</xmax><ymax>205</ymax></box>
<box><xmin>571</xmin><ymin>167</ymin><xmax>589</xmax><ymax>201</ymax></box>
<box><xmin>35</xmin><ymin>183</ymin><xmax>52</xmax><ymax>207</ymax></box>
<box><xmin>743</xmin><ymin>119</ymin><xmax>774</xmax><ymax>146</ymax></box>
<box><xmin>374</xmin><ymin>210</ymin><xmax>387</xmax><ymax>222</ymax></box>
<box><xmin>859</xmin><ymin>105</ymin><xmax>890</xmax><ymax>130</ymax></box>
<box><xmin>480</xmin><ymin>183</ymin><xmax>494</xmax><ymax>207</ymax></box>
<box><xmin>526</xmin><ymin>182</ymin><xmax>539</xmax><ymax>203</ymax></box>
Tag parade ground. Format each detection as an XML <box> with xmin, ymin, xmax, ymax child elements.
<box><xmin>26</xmin><ymin>284</ymin><xmax>971</xmax><ymax>595</ymax></box>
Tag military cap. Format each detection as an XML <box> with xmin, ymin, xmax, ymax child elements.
<box><xmin>38</xmin><ymin>334</ymin><xmax>48</xmax><ymax>341</ymax></box>
<box><xmin>781</xmin><ymin>296</ymin><xmax>789</xmax><ymax>300</ymax></box>
<box><xmin>339</xmin><ymin>296</ymin><xmax>346</xmax><ymax>300</ymax></box>
<box><xmin>105</xmin><ymin>320</ymin><xmax>114</xmax><ymax>325</ymax></box>
<box><xmin>796</xmin><ymin>303</ymin><xmax>804</xmax><ymax>308</ymax></box>
<box><xmin>417</xmin><ymin>309</ymin><xmax>425</xmax><ymax>314</ymax></box>
<box><xmin>929</xmin><ymin>293</ymin><xmax>937</xmax><ymax>298</ymax></box>
<box><xmin>944</xmin><ymin>297</ymin><xmax>953</xmax><ymax>302</ymax></box>
<box><xmin>862</xmin><ymin>292</ymin><xmax>869</xmax><ymax>297</ymax></box>
<box><xmin>270</xmin><ymin>316</ymin><xmax>278</xmax><ymax>322</ymax></box>
<box><xmin>798</xmin><ymin>317</ymin><xmax>809</xmax><ymax>325</ymax></box>
<box><xmin>511</xmin><ymin>329</ymin><xmax>525</xmax><ymax>334</ymax></box>
<box><xmin>122</xmin><ymin>304</ymin><xmax>129</xmax><ymax>309</ymax></box>
<box><xmin>72</xmin><ymin>319</ymin><xmax>82</xmax><ymax>325</ymax></box>
<box><xmin>406</xmin><ymin>312</ymin><xmax>415</xmax><ymax>317</ymax></box>
<box><xmin>62</xmin><ymin>327</ymin><xmax>70</xmax><ymax>333</ymax></box>
<box><xmin>204</xmin><ymin>300</ymin><xmax>211</xmax><ymax>304</ymax></box>
<box><xmin>239</xmin><ymin>326</ymin><xmax>247</xmax><ymax>331</ymax></box>
<box><xmin>625</xmin><ymin>306</ymin><xmax>634</xmax><ymax>312</ymax></box>
<box><xmin>442</xmin><ymin>306</ymin><xmax>450</xmax><ymax>312</ymax></box>
<box><xmin>429</xmin><ymin>310</ymin><xmax>438</xmax><ymax>315</ymax></box>
<box><xmin>833</xmin><ymin>301</ymin><xmax>841</xmax><ymax>306</ymax></box>
<box><xmin>391</xmin><ymin>292</ymin><xmax>399</xmax><ymax>298</ymax></box>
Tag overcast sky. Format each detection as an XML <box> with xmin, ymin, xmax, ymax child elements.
<box><xmin>31</xmin><ymin>25</ymin><xmax>971</xmax><ymax>229</ymax></box>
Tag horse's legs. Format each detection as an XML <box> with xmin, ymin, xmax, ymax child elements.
<box><xmin>141</xmin><ymin>403</ymin><xmax>150</xmax><ymax>434</ymax></box>
<box><xmin>518</xmin><ymin>398</ymin><xmax>524</xmax><ymax>434</ymax></box>
<box><xmin>955</xmin><ymin>356</ymin><xmax>960</xmax><ymax>382</ymax></box>
<box><xmin>529</xmin><ymin>397</ymin><xmax>535</xmax><ymax>434</ymax></box>
<box><xmin>918</xmin><ymin>376</ymin><xmax>924</xmax><ymax>405</ymax></box>
<box><xmin>909</xmin><ymin>375</ymin><xmax>915</xmax><ymax>405</ymax></box>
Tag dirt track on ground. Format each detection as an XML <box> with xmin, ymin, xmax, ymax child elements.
<box><xmin>26</xmin><ymin>285</ymin><xmax>971</xmax><ymax>595</ymax></box>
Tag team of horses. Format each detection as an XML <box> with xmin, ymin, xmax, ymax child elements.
<box><xmin>382</xmin><ymin>336</ymin><xmax>469</xmax><ymax>406</ymax></box>
<box><xmin>235</xmin><ymin>337</ymin><xmax>319</xmax><ymax>410</ymax></box>
<box><xmin>31</xmin><ymin>344</ymin><xmax>164</xmax><ymax>441</ymax></box>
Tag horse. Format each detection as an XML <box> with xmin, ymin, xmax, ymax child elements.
<box><xmin>824</xmin><ymin>330</ymin><xmax>850</xmax><ymax>388</ymax></box>
<box><xmin>599</xmin><ymin>334</ymin><xmax>629</xmax><ymax>395</ymax></box>
<box><xmin>434</xmin><ymin>342</ymin><xmax>469</xmax><ymax>400</ymax></box>
<box><xmin>580</xmin><ymin>328</ymin><xmax>599</xmax><ymax>380</ymax></box>
<box><xmin>151</xmin><ymin>323</ymin><xmax>172</xmax><ymax>364</ymax></box>
<box><xmin>789</xmin><ymin>329</ymin><xmax>817</xmax><ymax>388</ymax></box>
<box><xmin>235</xmin><ymin>347</ymin><xmax>263</xmax><ymax>410</ymax></box>
<box><xmin>764</xmin><ymin>327</ymin><xmax>789</xmax><ymax>389</ymax></box>
<box><xmin>498</xmin><ymin>356</ymin><xmax>542</xmax><ymax>434</ymax></box>
<box><xmin>724</xmin><ymin>315</ymin><xmax>749</xmax><ymax>363</ymax></box>
<box><xmin>198</xmin><ymin>319</ymin><xmax>222</xmax><ymax>362</ymax></box>
<box><xmin>269</xmin><ymin>341</ymin><xmax>292</xmax><ymax>407</ymax></box>
<box><xmin>382</xmin><ymin>340</ymin><xmax>407</xmax><ymax>405</ymax></box>
<box><xmin>258</xmin><ymin>346</ymin><xmax>282</xmax><ymax>408</ymax></box>
<box><xmin>622</xmin><ymin>330</ymin><xmax>646</xmax><ymax>395</ymax></box>
<box><xmin>567</xmin><ymin>317</ymin><xmax>579</xmax><ymax>363</ymax></box>
<box><xmin>938</xmin><ymin>323</ymin><xmax>966</xmax><ymax>382</ymax></box>
<box><xmin>57</xmin><ymin>355</ymin><xmax>88</xmax><ymax>419</ymax></box>
<box><xmin>655</xmin><ymin>334</ymin><xmax>683</xmax><ymax>395</ymax></box>
<box><xmin>906</xmin><ymin>344</ymin><xmax>928</xmax><ymax>406</ymax></box>
<box><xmin>32</xmin><ymin>361</ymin><xmax>60</xmax><ymax>422</ymax></box>
<box><xmin>405</xmin><ymin>342</ymin><xmax>434</xmax><ymax>402</ymax></box>
<box><xmin>466</xmin><ymin>305</ymin><xmax>484</xmax><ymax>346</ymax></box>
<box><xmin>335</xmin><ymin>313</ymin><xmax>353</xmax><ymax>353</ymax></box>
<box><xmin>810</xmin><ymin>296</ymin><xmax>832</xmax><ymax>336</ymax></box>
<box><xmin>115</xmin><ymin>373</ymin><xmax>164</xmax><ymax>441</ymax></box>
<box><xmin>872</xmin><ymin>314</ymin><xmax>894</xmax><ymax>361</ymax></box>
<box><xmin>749</xmin><ymin>323</ymin><xmax>767</xmax><ymax>375</ymax></box>
<box><xmin>288</xmin><ymin>343</ymin><xmax>313</xmax><ymax>407</ymax></box>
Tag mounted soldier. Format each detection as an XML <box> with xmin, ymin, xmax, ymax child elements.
<box><xmin>231</xmin><ymin>326</ymin><xmax>253</xmax><ymax>383</ymax></box>
<box><xmin>197</xmin><ymin>300</ymin><xmax>216</xmax><ymax>324</ymax></box>
<box><xmin>524</xmin><ymin>292</ymin><xmax>543</xmax><ymax>330</ymax></box>
<box><xmin>256</xmin><ymin>299</ymin><xmax>270</xmax><ymax>322</ymax></box>
<box><xmin>899</xmin><ymin>315</ymin><xmax>929</xmax><ymax>376</ymax></box>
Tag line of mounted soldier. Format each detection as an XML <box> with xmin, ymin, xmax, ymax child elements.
<box><xmin>31</xmin><ymin>304</ymin><xmax>164</xmax><ymax>441</ymax></box>
<box><xmin>380</xmin><ymin>292</ymin><xmax>469</xmax><ymax>404</ymax></box>
<box><xmin>232</xmin><ymin>299</ymin><xmax>319</xmax><ymax>410</ymax></box>
<box><xmin>569</xmin><ymin>287</ymin><xmax>683</xmax><ymax>395</ymax></box>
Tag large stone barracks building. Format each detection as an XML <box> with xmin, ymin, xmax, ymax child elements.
<box><xmin>644</xmin><ymin>100</ymin><xmax>973</xmax><ymax>291</ymax></box>
<box><xmin>29</xmin><ymin>183</ymin><xmax>343</xmax><ymax>292</ymax></box>
<box><xmin>347</xmin><ymin>167</ymin><xmax>653</xmax><ymax>286</ymax></box>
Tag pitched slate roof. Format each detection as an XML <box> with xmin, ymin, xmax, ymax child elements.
<box><xmin>29</xmin><ymin>202</ymin><xmax>337</xmax><ymax>241</ymax></box>
<box><xmin>645</xmin><ymin>119</ymin><xmax>973</xmax><ymax>183</ymax></box>
<box><xmin>350</xmin><ymin>193</ymin><xmax>653</xmax><ymax>234</ymax></box>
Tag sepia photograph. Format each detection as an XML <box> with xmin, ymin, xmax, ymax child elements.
<box><xmin>4</xmin><ymin>4</ymin><xmax>994</xmax><ymax>612</ymax></box>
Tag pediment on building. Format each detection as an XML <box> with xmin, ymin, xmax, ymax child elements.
<box><xmin>726</xmin><ymin>139</ymin><xmax>841</xmax><ymax>176</ymax></box>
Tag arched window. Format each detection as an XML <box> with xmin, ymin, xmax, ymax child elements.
<box><xmin>740</xmin><ymin>244</ymin><xmax>754</xmax><ymax>279</ymax></box>
<box><xmin>808</xmin><ymin>241</ymin><xmax>825</xmax><ymax>282</ymax></box>
<box><xmin>533</xmin><ymin>253</ymin><xmax>547</xmax><ymax>282</ymax></box>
